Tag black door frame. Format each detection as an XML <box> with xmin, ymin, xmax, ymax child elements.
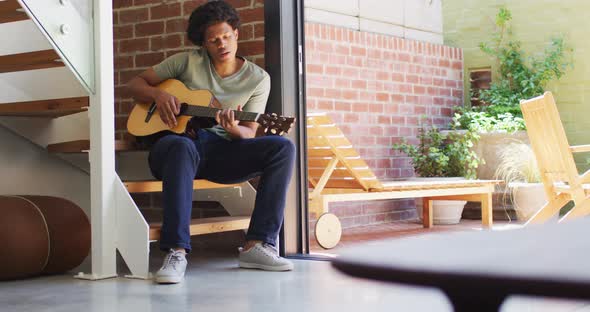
<box><xmin>264</xmin><ymin>0</ymin><xmax>310</xmax><ymax>256</ymax></box>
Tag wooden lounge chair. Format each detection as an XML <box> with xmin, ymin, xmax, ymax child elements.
<box><xmin>307</xmin><ymin>113</ymin><xmax>501</xmax><ymax>249</ymax></box>
<box><xmin>520</xmin><ymin>91</ymin><xmax>590</xmax><ymax>223</ymax></box>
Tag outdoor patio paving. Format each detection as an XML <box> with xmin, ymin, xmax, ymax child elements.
<box><xmin>310</xmin><ymin>219</ymin><xmax>520</xmax><ymax>256</ymax></box>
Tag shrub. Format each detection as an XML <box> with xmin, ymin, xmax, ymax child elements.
<box><xmin>393</xmin><ymin>123</ymin><xmax>481</xmax><ymax>179</ymax></box>
<box><xmin>475</xmin><ymin>7</ymin><xmax>573</xmax><ymax>118</ymax></box>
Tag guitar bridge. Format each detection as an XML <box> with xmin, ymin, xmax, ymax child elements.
<box><xmin>145</xmin><ymin>102</ymin><xmax>157</xmax><ymax>123</ymax></box>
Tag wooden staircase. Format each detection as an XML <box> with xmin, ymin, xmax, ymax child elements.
<box><xmin>1</xmin><ymin>0</ymin><xmax>250</xmax><ymax>250</ymax></box>
<box><xmin>47</xmin><ymin>139</ymin><xmax>135</xmax><ymax>153</ymax></box>
<box><xmin>0</xmin><ymin>0</ymin><xmax>28</xmax><ymax>24</ymax></box>
<box><xmin>0</xmin><ymin>1</ymin><xmax>83</xmax><ymax>118</ymax></box>
<box><xmin>148</xmin><ymin>217</ymin><xmax>250</xmax><ymax>241</ymax></box>
<box><xmin>0</xmin><ymin>49</ymin><xmax>64</xmax><ymax>73</ymax></box>
<box><xmin>0</xmin><ymin>97</ymin><xmax>88</xmax><ymax>117</ymax></box>
<box><xmin>46</xmin><ymin>138</ymin><xmax>252</xmax><ymax>240</ymax></box>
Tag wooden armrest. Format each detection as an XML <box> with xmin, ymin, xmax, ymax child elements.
<box><xmin>570</xmin><ymin>145</ymin><xmax>590</xmax><ymax>153</ymax></box>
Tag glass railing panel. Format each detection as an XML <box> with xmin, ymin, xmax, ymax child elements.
<box><xmin>21</xmin><ymin>0</ymin><xmax>95</xmax><ymax>93</ymax></box>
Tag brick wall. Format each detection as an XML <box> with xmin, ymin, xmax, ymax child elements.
<box><xmin>111</xmin><ymin>2</ymin><xmax>465</xmax><ymax>231</ymax></box>
<box><xmin>305</xmin><ymin>22</ymin><xmax>464</xmax><ymax>229</ymax></box>
<box><xmin>113</xmin><ymin>0</ymin><xmax>265</xmax><ymax>141</ymax></box>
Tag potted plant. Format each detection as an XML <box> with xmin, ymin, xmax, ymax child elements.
<box><xmin>453</xmin><ymin>7</ymin><xmax>572</xmax><ymax>180</ymax></box>
<box><xmin>452</xmin><ymin>109</ymin><xmax>528</xmax><ymax>178</ymax></box>
<box><xmin>451</xmin><ymin>8</ymin><xmax>572</xmax><ymax>220</ymax></box>
<box><xmin>393</xmin><ymin>123</ymin><xmax>482</xmax><ymax>224</ymax></box>
<box><xmin>476</xmin><ymin>8</ymin><xmax>572</xmax><ymax>118</ymax></box>
<box><xmin>494</xmin><ymin>141</ymin><xmax>549</xmax><ymax>222</ymax></box>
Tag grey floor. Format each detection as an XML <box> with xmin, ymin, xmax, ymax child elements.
<box><xmin>1</xmin><ymin>248</ymin><xmax>590</xmax><ymax>312</ymax></box>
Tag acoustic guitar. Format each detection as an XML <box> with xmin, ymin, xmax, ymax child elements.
<box><xmin>127</xmin><ymin>79</ymin><xmax>295</xmax><ymax>137</ymax></box>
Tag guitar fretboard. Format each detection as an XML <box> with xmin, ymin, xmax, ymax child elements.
<box><xmin>184</xmin><ymin>105</ymin><xmax>259</xmax><ymax>122</ymax></box>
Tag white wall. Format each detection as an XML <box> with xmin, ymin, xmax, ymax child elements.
<box><xmin>305</xmin><ymin>0</ymin><xmax>443</xmax><ymax>44</ymax></box>
<box><xmin>0</xmin><ymin>126</ymin><xmax>90</xmax><ymax>210</ymax></box>
<box><xmin>0</xmin><ymin>125</ymin><xmax>91</xmax><ymax>272</ymax></box>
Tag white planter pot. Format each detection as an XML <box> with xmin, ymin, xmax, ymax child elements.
<box><xmin>409</xmin><ymin>177</ymin><xmax>467</xmax><ymax>225</ymax></box>
<box><xmin>510</xmin><ymin>182</ymin><xmax>549</xmax><ymax>222</ymax></box>
<box><xmin>417</xmin><ymin>200</ymin><xmax>467</xmax><ymax>225</ymax></box>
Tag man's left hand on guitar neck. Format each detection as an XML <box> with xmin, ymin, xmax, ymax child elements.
<box><xmin>215</xmin><ymin>105</ymin><xmax>258</xmax><ymax>140</ymax></box>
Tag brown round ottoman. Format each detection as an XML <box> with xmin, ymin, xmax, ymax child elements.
<box><xmin>0</xmin><ymin>196</ymin><xmax>90</xmax><ymax>280</ymax></box>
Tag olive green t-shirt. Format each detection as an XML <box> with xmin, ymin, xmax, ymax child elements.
<box><xmin>152</xmin><ymin>48</ymin><xmax>271</xmax><ymax>140</ymax></box>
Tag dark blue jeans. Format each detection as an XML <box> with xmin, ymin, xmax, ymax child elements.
<box><xmin>148</xmin><ymin>129</ymin><xmax>295</xmax><ymax>252</ymax></box>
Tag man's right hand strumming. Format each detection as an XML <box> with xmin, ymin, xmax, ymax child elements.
<box><xmin>127</xmin><ymin>68</ymin><xmax>181</xmax><ymax>129</ymax></box>
<box><xmin>154</xmin><ymin>90</ymin><xmax>180</xmax><ymax>129</ymax></box>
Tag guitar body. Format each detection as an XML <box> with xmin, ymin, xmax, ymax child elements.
<box><xmin>127</xmin><ymin>79</ymin><xmax>295</xmax><ymax>139</ymax></box>
<box><xmin>127</xmin><ymin>79</ymin><xmax>217</xmax><ymax>137</ymax></box>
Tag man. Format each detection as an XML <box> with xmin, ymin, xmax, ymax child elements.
<box><xmin>126</xmin><ymin>0</ymin><xmax>295</xmax><ymax>284</ymax></box>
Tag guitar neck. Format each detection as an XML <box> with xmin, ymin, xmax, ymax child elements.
<box><xmin>182</xmin><ymin>104</ymin><xmax>259</xmax><ymax>122</ymax></box>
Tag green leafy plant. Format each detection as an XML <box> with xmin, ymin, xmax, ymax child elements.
<box><xmin>393</xmin><ymin>123</ymin><xmax>482</xmax><ymax>179</ymax></box>
<box><xmin>475</xmin><ymin>7</ymin><xmax>573</xmax><ymax>117</ymax></box>
<box><xmin>452</xmin><ymin>108</ymin><xmax>525</xmax><ymax>133</ymax></box>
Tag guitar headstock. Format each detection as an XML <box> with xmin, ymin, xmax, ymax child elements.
<box><xmin>257</xmin><ymin>113</ymin><xmax>296</xmax><ymax>136</ymax></box>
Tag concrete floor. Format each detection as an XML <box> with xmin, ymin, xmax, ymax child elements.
<box><xmin>1</xmin><ymin>247</ymin><xmax>590</xmax><ymax>312</ymax></box>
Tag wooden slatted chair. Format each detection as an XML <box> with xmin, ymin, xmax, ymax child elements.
<box><xmin>307</xmin><ymin>113</ymin><xmax>501</xmax><ymax>249</ymax></box>
<box><xmin>520</xmin><ymin>91</ymin><xmax>590</xmax><ymax>223</ymax></box>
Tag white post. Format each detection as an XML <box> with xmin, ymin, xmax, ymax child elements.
<box><xmin>76</xmin><ymin>0</ymin><xmax>117</xmax><ymax>280</ymax></box>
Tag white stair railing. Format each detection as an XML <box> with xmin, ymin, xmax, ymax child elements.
<box><xmin>17</xmin><ymin>0</ymin><xmax>150</xmax><ymax>279</ymax></box>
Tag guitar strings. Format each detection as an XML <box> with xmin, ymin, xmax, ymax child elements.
<box><xmin>185</xmin><ymin>105</ymin><xmax>258</xmax><ymax>121</ymax></box>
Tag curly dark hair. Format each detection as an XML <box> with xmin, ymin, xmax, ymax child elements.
<box><xmin>187</xmin><ymin>1</ymin><xmax>241</xmax><ymax>46</ymax></box>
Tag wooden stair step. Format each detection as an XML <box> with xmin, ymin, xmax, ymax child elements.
<box><xmin>0</xmin><ymin>49</ymin><xmax>63</xmax><ymax>74</ymax></box>
<box><xmin>124</xmin><ymin>180</ymin><xmax>240</xmax><ymax>193</ymax></box>
<box><xmin>148</xmin><ymin>216</ymin><xmax>250</xmax><ymax>241</ymax></box>
<box><xmin>0</xmin><ymin>97</ymin><xmax>89</xmax><ymax>117</ymax></box>
<box><xmin>0</xmin><ymin>0</ymin><xmax>28</xmax><ymax>24</ymax></box>
<box><xmin>47</xmin><ymin>139</ymin><xmax>138</xmax><ymax>153</ymax></box>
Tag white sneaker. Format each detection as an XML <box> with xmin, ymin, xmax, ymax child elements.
<box><xmin>155</xmin><ymin>249</ymin><xmax>187</xmax><ymax>284</ymax></box>
<box><xmin>239</xmin><ymin>242</ymin><xmax>294</xmax><ymax>271</ymax></box>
